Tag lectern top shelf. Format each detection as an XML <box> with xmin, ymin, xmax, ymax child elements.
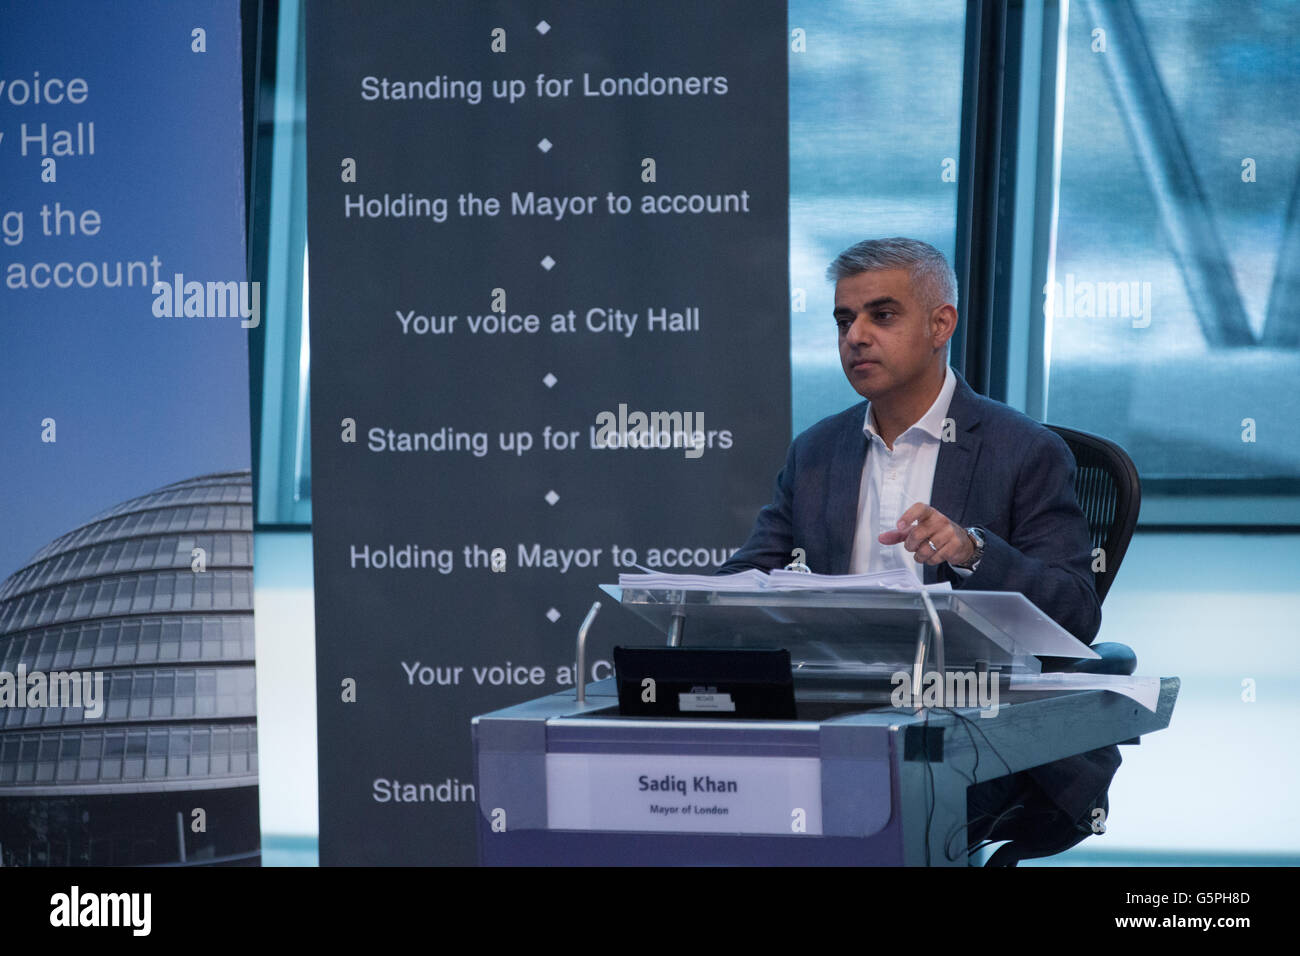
<box><xmin>598</xmin><ymin>583</ymin><xmax>1097</xmax><ymax>678</ymax></box>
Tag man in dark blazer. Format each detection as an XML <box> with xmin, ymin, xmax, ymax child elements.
<box><xmin>718</xmin><ymin>237</ymin><xmax>1118</xmax><ymax>864</ymax></box>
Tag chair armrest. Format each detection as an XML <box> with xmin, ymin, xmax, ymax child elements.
<box><xmin>1037</xmin><ymin>642</ymin><xmax>1137</xmax><ymax>676</ymax></box>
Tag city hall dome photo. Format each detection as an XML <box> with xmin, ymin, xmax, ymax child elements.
<box><xmin>0</xmin><ymin>470</ymin><xmax>259</xmax><ymax>865</ymax></box>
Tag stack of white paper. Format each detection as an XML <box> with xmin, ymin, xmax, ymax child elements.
<box><xmin>615</xmin><ymin>568</ymin><xmax>768</xmax><ymax>591</ymax></box>
<box><xmin>765</xmin><ymin>568</ymin><xmax>951</xmax><ymax>591</ymax></box>
<box><xmin>616</xmin><ymin>568</ymin><xmax>951</xmax><ymax>592</ymax></box>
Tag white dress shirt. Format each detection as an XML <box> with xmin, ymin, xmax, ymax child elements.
<box><xmin>849</xmin><ymin>365</ymin><xmax>969</xmax><ymax>581</ymax></box>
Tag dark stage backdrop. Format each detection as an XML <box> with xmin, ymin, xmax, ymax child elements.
<box><xmin>307</xmin><ymin>0</ymin><xmax>790</xmax><ymax>865</ymax></box>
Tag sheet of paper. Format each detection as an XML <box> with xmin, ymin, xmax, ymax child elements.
<box><xmin>616</xmin><ymin>568</ymin><xmax>769</xmax><ymax>591</ymax></box>
<box><xmin>764</xmin><ymin>568</ymin><xmax>921</xmax><ymax>590</ymax></box>
<box><xmin>1009</xmin><ymin>672</ymin><xmax>1161</xmax><ymax>712</ymax></box>
<box><xmin>618</xmin><ymin>569</ymin><xmax>953</xmax><ymax>593</ymax></box>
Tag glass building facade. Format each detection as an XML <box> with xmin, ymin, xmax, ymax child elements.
<box><xmin>0</xmin><ymin>471</ymin><xmax>259</xmax><ymax>865</ymax></box>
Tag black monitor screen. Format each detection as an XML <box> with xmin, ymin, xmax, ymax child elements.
<box><xmin>613</xmin><ymin>646</ymin><xmax>797</xmax><ymax>720</ymax></box>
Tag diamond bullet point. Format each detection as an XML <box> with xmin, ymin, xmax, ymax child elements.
<box><xmin>544</xmin><ymin>490</ymin><xmax>559</xmax><ymax>506</ymax></box>
<box><xmin>536</xmin><ymin>20</ymin><xmax>551</xmax><ymax>35</ymax></box>
<box><xmin>543</xmin><ymin>373</ymin><xmax>557</xmax><ymax>388</ymax></box>
<box><xmin>546</xmin><ymin>608</ymin><xmax>561</xmax><ymax>623</ymax></box>
<box><xmin>541</xmin><ymin>255</ymin><xmax>556</xmax><ymax>271</ymax></box>
<box><xmin>537</xmin><ymin>138</ymin><xmax>552</xmax><ymax>153</ymax></box>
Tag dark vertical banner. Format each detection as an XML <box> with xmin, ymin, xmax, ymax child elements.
<box><xmin>307</xmin><ymin>0</ymin><xmax>789</xmax><ymax>864</ymax></box>
<box><xmin>0</xmin><ymin>2</ymin><xmax>260</xmax><ymax>864</ymax></box>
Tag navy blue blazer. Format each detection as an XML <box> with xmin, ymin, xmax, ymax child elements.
<box><xmin>718</xmin><ymin>370</ymin><xmax>1101</xmax><ymax>643</ymax></box>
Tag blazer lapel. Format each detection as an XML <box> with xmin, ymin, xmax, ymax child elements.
<box><xmin>926</xmin><ymin>373</ymin><xmax>984</xmax><ymax>584</ymax></box>
<box><xmin>824</xmin><ymin>403</ymin><xmax>870</xmax><ymax>574</ymax></box>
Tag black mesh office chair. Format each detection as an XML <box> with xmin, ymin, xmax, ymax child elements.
<box><xmin>1049</xmin><ymin>424</ymin><xmax>1142</xmax><ymax>605</ymax></box>
<box><xmin>1037</xmin><ymin>424</ymin><xmax>1142</xmax><ymax>676</ymax></box>
<box><xmin>982</xmin><ymin>425</ymin><xmax>1143</xmax><ymax>867</ymax></box>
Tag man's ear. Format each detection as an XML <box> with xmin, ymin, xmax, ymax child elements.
<box><xmin>930</xmin><ymin>303</ymin><xmax>958</xmax><ymax>348</ymax></box>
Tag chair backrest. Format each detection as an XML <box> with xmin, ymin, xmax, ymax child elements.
<box><xmin>1045</xmin><ymin>424</ymin><xmax>1141</xmax><ymax>604</ymax></box>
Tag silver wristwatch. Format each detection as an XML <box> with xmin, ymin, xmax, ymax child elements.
<box><xmin>960</xmin><ymin>527</ymin><xmax>986</xmax><ymax>571</ymax></box>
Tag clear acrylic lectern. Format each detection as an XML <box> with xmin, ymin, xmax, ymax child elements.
<box><xmin>472</xmin><ymin>583</ymin><xmax>1176</xmax><ymax>866</ymax></box>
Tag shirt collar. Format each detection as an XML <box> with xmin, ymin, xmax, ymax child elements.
<box><xmin>863</xmin><ymin>365</ymin><xmax>957</xmax><ymax>443</ymax></box>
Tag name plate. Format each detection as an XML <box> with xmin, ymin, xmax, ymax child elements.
<box><xmin>678</xmin><ymin>692</ymin><xmax>735</xmax><ymax>712</ymax></box>
<box><xmin>546</xmin><ymin>753</ymin><xmax>822</xmax><ymax>835</ymax></box>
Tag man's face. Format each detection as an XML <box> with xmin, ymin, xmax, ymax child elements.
<box><xmin>834</xmin><ymin>268</ymin><xmax>944</xmax><ymax>401</ymax></box>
